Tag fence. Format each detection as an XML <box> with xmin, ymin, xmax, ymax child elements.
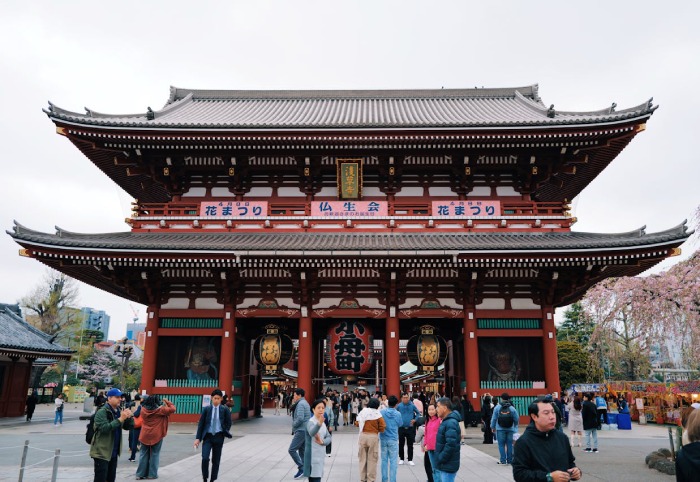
<box><xmin>0</xmin><ymin>440</ymin><xmax>88</xmax><ymax>481</ymax></box>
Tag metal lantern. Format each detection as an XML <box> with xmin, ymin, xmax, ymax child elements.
<box><xmin>326</xmin><ymin>321</ymin><xmax>373</xmax><ymax>375</ymax></box>
<box><xmin>253</xmin><ymin>324</ymin><xmax>294</xmax><ymax>375</ymax></box>
<box><xmin>406</xmin><ymin>325</ymin><xmax>447</xmax><ymax>374</ymax></box>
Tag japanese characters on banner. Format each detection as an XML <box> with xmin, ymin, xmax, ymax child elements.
<box><xmin>431</xmin><ymin>200</ymin><xmax>501</xmax><ymax>217</ymax></box>
<box><xmin>199</xmin><ymin>201</ymin><xmax>268</xmax><ymax>217</ymax></box>
<box><xmin>311</xmin><ymin>201</ymin><xmax>388</xmax><ymax>217</ymax></box>
<box><xmin>326</xmin><ymin>321</ymin><xmax>373</xmax><ymax>375</ymax></box>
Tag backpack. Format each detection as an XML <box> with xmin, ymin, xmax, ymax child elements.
<box><xmin>85</xmin><ymin>413</ymin><xmax>97</xmax><ymax>444</ymax></box>
<box><xmin>497</xmin><ymin>402</ymin><xmax>514</xmax><ymax>428</ymax></box>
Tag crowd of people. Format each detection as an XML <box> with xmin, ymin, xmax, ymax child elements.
<box><xmin>81</xmin><ymin>383</ymin><xmax>700</xmax><ymax>482</ymax></box>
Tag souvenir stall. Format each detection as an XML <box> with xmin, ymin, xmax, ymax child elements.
<box><xmin>624</xmin><ymin>382</ymin><xmax>669</xmax><ymax>424</ymax></box>
<box><xmin>670</xmin><ymin>380</ymin><xmax>700</xmax><ymax>422</ymax></box>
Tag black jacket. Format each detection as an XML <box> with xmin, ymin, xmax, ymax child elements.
<box><xmin>435</xmin><ymin>410</ymin><xmax>462</xmax><ymax>473</ymax></box>
<box><xmin>581</xmin><ymin>400</ymin><xmax>598</xmax><ymax>430</ymax></box>
<box><xmin>512</xmin><ymin>422</ymin><xmax>577</xmax><ymax>482</ymax></box>
<box><xmin>676</xmin><ymin>442</ymin><xmax>700</xmax><ymax>482</ymax></box>
<box><xmin>195</xmin><ymin>404</ymin><xmax>233</xmax><ymax>440</ymax></box>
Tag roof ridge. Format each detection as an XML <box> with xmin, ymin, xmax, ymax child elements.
<box><xmin>169</xmin><ymin>85</ymin><xmax>539</xmax><ymax>102</ymax></box>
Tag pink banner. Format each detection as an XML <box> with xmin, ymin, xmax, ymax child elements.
<box><xmin>432</xmin><ymin>200</ymin><xmax>501</xmax><ymax>217</ymax></box>
<box><xmin>199</xmin><ymin>201</ymin><xmax>268</xmax><ymax>217</ymax></box>
<box><xmin>311</xmin><ymin>201</ymin><xmax>388</xmax><ymax>217</ymax></box>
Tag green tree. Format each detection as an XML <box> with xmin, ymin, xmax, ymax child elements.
<box><xmin>557</xmin><ymin>302</ymin><xmax>595</xmax><ymax>344</ymax></box>
<box><xmin>558</xmin><ymin>340</ymin><xmax>603</xmax><ymax>390</ymax></box>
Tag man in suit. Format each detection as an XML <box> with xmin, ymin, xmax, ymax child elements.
<box><xmin>194</xmin><ymin>389</ymin><xmax>233</xmax><ymax>482</ymax></box>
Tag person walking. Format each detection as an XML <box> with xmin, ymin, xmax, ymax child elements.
<box><xmin>481</xmin><ymin>394</ymin><xmax>494</xmax><ymax>444</ymax></box>
<box><xmin>356</xmin><ymin>397</ymin><xmax>385</xmax><ymax>482</ymax></box>
<box><xmin>396</xmin><ymin>393</ymin><xmax>421</xmax><ymax>465</ymax></box>
<box><xmin>341</xmin><ymin>393</ymin><xmax>350</xmax><ymax>426</ymax></box>
<box><xmin>581</xmin><ymin>392</ymin><xmax>599</xmax><ymax>453</ymax></box>
<box><xmin>379</xmin><ymin>395</ymin><xmax>403</xmax><ymax>482</ymax></box>
<box><xmin>567</xmin><ymin>396</ymin><xmax>584</xmax><ymax>448</ymax></box>
<box><xmin>676</xmin><ymin>409</ymin><xmax>700</xmax><ymax>480</ymax></box>
<box><xmin>512</xmin><ymin>398</ymin><xmax>582</xmax><ymax>482</ymax></box>
<box><xmin>422</xmin><ymin>403</ymin><xmax>441</xmax><ymax>482</ymax></box>
<box><xmin>54</xmin><ymin>393</ymin><xmax>65</xmax><ymax>426</ymax></box>
<box><xmin>433</xmin><ymin>397</ymin><xmax>461</xmax><ymax>482</ymax></box>
<box><xmin>288</xmin><ymin>388</ymin><xmax>311</xmax><ymax>479</ymax></box>
<box><xmin>136</xmin><ymin>395</ymin><xmax>176</xmax><ymax>480</ymax></box>
<box><xmin>303</xmin><ymin>399</ymin><xmax>332</xmax><ymax>482</ymax></box>
<box><xmin>127</xmin><ymin>395</ymin><xmax>142</xmax><ymax>462</ymax></box>
<box><xmin>89</xmin><ymin>388</ymin><xmax>134</xmax><ymax>482</ymax></box>
<box><xmin>26</xmin><ymin>390</ymin><xmax>38</xmax><ymax>422</ymax></box>
<box><xmin>490</xmin><ymin>392</ymin><xmax>519</xmax><ymax>465</ymax></box>
<box><xmin>194</xmin><ymin>389</ymin><xmax>233</xmax><ymax>482</ymax></box>
<box><xmin>351</xmin><ymin>396</ymin><xmax>360</xmax><ymax>425</ymax></box>
<box><xmin>323</xmin><ymin>396</ymin><xmax>335</xmax><ymax>457</ymax></box>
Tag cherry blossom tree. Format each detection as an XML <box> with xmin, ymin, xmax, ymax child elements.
<box><xmin>582</xmin><ymin>206</ymin><xmax>700</xmax><ymax>378</ymax></box>
<box><xmin>79</xmin><ymin>349</ymin><xmax>118</xmax><ymax>388</ymax></box>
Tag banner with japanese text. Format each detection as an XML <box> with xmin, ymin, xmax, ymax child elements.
<box><xmin>311</xmin><ymin>201</ymin><xmax>387</xmax><ymax>217</ymax></box>
<box><xmin>432</xmin><ymin>200</ymin><xmax>501</xmax><ymax>217</ymax></box>
<box><xmin>199</xmin><ymin>201</ymin><xmax>268</xmax><ymax>217</ymax></box>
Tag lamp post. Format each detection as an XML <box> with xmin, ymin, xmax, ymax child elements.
<box><xmin>114</xmin><ymin>337</ymin><xmax>134</xmax><ymax>389</ymax></box>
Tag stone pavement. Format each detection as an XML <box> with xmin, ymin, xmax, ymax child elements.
<box><xmin>0</xmin><ymin>404</ymin><xmax>678</xmax><ymax>481</ymax></box>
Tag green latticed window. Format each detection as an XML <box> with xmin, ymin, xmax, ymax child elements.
<box><xmin>159</xmin><ymin>318</ymin><xmax>223</xmax><ymax>329</ymax></box>
<box><xmin>477</xmin><ymin>318</ymin><xmax>541</xmax><ymax>329</ymax></box>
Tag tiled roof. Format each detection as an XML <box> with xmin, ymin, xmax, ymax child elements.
<box><xmin>44</xmin><ymin>85</ymin><xmax>655</xmax><ymax>129</ymax></box>
<box><xmin>8</xmin><ymin>222</ymin><xmax>691</xmax><ymax>255</ymax></box>
<box><xmin>0</xmin><ymin>305</ymin><xmax>73</xmax><ymax>357</ymax></box>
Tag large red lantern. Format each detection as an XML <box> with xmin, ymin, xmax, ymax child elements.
<box><xmin>406</xmin><ymin>325</ymin><xmax>447</xmax><ymax>374</ymax></box>
<box><xmin>253</xmin><ymin>324</ymin><xmax>294</xmax><ymax>375</ymax></box>
<box><xmin>326</xmin><ymin>321</ymin><xmax>373</xmax><ymax>375</ymax></box>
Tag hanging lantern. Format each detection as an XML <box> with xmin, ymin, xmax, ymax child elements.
<box><xmin>406</xmin><ymin>325</ymin><xmax>447</xmax><ymax>374</ymax></box>
<box><xmin>253</xmin><ymin>324</ymin><xmax>294</xmax><ymax>375</ymax></box>
<box><xmin>326</xmin><ymin>321</ymin><xmax>373</xmax><ymax>375</ymax></box>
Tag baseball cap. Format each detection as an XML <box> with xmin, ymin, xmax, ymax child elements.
<box><xmin>106</xmin><ymin>388</ymin><xmax>122</xmax><ymax>398</ymax></box>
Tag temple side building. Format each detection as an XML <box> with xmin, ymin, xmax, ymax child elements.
<box><xmin>8</xmin><ymin>85</ymin><xmax>690</xmax><ymax>421</ymax></box>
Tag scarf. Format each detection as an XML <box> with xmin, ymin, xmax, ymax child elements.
<box><xmin>357</xmin><ymin>407</ymin><xmax>382</xmax><ymax>434</ymax></box>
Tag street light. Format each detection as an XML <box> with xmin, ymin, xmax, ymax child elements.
<box><xmin>114</xmin><ymin>337</ymin><xmax>134</xmax><ymax>389</ymax></box>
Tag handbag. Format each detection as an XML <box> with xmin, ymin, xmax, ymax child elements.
<box><xmin>133</xmin><ymin>413</ymin><xmax>143</xmax><ymax>429</ymax></box>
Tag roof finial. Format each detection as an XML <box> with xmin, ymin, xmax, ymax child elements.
<box><xmin>610</xmin><ymin>102</ymin><xmax>617</xmax><ymax>113</ymax></box>
<box><xmin>547</xmin><ymin>104</ymin><xmax>555</xmax><ymax>118</ymax></box>
<box><xmin>146</xmin><ymin>107</ymin><xmax>155</xmax><ymax>120</ymax></box>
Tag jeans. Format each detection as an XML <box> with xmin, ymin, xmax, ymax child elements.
<box><xmin>380</xmin><ymin>439</ymin><xmax>398</xmax><ymax>482</ymax></box>
<box><xmin>93</xmin><ymin>455</ymin><xmax>118</xmax><ymax>482</ymax></box>
<box><xmin>434</xmin><ymin>469</ymin><xmax>456</xmax><ymax>482</ymax></box>
<box><xmin>136</xmin><ymin>439</ymin><xmax>162</xmax><ymax>478</ymax></box>
<box><xmin>427</xmin><ymin>450</ymin><xmax>441</xmax><ymax>482</ymax></box>
<box><xmin>201</xmin><ymin>432</ymin><xmax>225</xmax><ymax>481</ymax></box>
<box><xmin>288</xmin><ymin>430</ymin><xmax>306</xmax><ymax>470</ymax></box>
<box><xmin>496</xmin><ymin>430</ymin><xmax>514</xmax><ymax>464</ymax></box>
<box><xmin>398</xmin><ymin>426</ymin><xmax>416</xmax><ymax>461</ymax></box>
<box><xmin>584</xmin><ymin>428</ymin><xmax>598</xmax><ymax>449</ymax></box>
<box><xmin>54</xmin><ymin>410</ymin><xmax>63</xmax><ymax>424</ymax></box>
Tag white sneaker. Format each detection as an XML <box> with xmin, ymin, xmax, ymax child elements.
<box><xmin>326</xmin><ymin>454</ymin><xmax>331</xmax><ymax>457</ymax></box>
<box><xmin>408</xmin><ymin>461</ymin><xmax>415</xmax><ymax>466</ymax></box>
<box><xmin>398</xmin><ymin>460</ymin><xmax>404</xmax><ymax>465</ymax></box>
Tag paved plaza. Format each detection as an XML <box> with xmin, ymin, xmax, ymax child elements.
<box><xmin>0</xmin><ymin>403</ymin><xmax>677</xmax><ymax>481</ymax></box>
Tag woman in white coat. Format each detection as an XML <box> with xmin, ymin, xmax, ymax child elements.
<box><xmin>303</xmin><ymin>399</ymin><xmax>332</xmax><ymax>482</ymax></box>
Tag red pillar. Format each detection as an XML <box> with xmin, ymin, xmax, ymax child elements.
<box><xmin>140</xmin><ymin>304</ymin><xmax>159</xmax><ymax>395</ymax></box>
<box><xmin>463</xmin><ymin>309</ymin><xmax>480</xmax><ymax>407</ymax></box>
<box><xmin>219</xmin><ymin>307</ymin><xmax>236</xmax><ymax>396</ymax></box>
<box><xmin>542</xmin><ymin>307</ymin><xmax>561</xmax><ymax>395</ymax></box>
<box><xmin>297</xmin><ymin>316</ymin><xmax>313</xmax><ymax>402</ymax></box>
<box><xmin>385</xmin><ymin>315</ymin><xmax>401</xmax><ymax>397</ymax></box>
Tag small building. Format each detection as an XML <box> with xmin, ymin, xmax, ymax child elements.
<box><xmin>0</xmin><ymin>303</ymin><xmax>72</xmax><ymax>417</ymax></box>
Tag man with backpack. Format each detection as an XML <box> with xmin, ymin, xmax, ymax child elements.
<box><xmin>490</xmin><ymin>392</ymin><xmax>519</xmax><ymax>465</ymax></box>
<box><xmin>89</xmin><ymin>388</ymin><xmax>134</xmax><ymax>482</ymax></box>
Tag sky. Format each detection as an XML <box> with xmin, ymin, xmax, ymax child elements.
<box><xmin>1</xmin><ymin>1</ymin><xmax>698</xmax><ymax>340</ymax></box>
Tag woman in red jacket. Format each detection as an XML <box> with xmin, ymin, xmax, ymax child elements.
<box><xmin>136</xmin><ymin>395</ymin><xmax>176</xmax><ymax>480</ymax></box>
<box><xmin>422</xmin><ymin>403</ymin><xmax>442</xmax><ymax>482</ymax></box>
